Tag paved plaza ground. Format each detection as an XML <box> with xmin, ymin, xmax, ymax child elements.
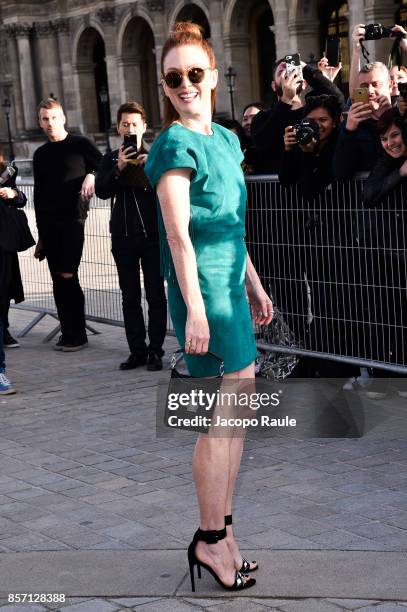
<box><xmin>0</xmin><ymin>308</ymin><xmax>407</xmax><ymax>611</ymax></box>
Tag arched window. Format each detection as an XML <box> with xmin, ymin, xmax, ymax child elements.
<box><xmin>175</xmin><ymin>4</ymin><xmax>211</xmax><ymax>39</ymax></box>
<box><xmin>321</xmin><ymin>2</ymin><xmax>349</xmax><ymax>94</ymax></box>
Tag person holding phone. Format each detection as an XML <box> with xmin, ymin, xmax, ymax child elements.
<box><xmin>145</xmin><ymin>22</ymin><xmax>272</xmax><ymax>592</ymax></box>
<box><xmin>95</xmin><ymin>102</ymin><xmax>167</xmax><ymax>372</ymax></box>
<box><xmin>333</xmin><ymin>62</ymin><xmax>392</xmax><ymax>178</ymax></box>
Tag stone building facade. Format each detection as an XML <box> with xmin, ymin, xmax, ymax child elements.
<box><xmin>0</xmin><ymin>0</ymin><xmax>403</xmax><ymax>158</ymax></box>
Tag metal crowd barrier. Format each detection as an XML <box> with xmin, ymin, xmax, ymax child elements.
<box><xmin>246</xmin><ymin>175</ymin><xmax>407</xmax><ymax>374</ymax></box>
<box><xmin>14</xmin><ymin>177</ymin><xmax>407</xmax><ymax>373</ymax></box>
<box><xmin>15</xmin><ymin>185</ymin><xmax>173</xmax><ymax>339</ymax></box>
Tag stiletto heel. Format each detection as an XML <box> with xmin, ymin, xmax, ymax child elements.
<box><xmin>187</xmin><ymin>526</ymin><xmax>255</xmax><ymax>592</ymax></box>
<box><xmin>188</xmin><ymin>541</ymin><xmax>196</xmax><ymax>591</ymax></box>
<box><xmin>225</xmin><ymin>514</ymin><xmax>258</xmax><ymax>573</ymax></box>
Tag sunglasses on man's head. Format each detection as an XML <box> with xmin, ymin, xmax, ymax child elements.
<box><xmin>162</xmin><ymin>66</ymin><xmax>211</xmax><ymax>89</ymax></box>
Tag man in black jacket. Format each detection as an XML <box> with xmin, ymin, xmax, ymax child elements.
<box><xmin>251</xmin><ymin>58</ymin><xmax>345</xmax><ymax>173</ymax></box>
<box><xmin>96</xmin><ymin>102</ymin><xmax>166</xmax><ymax>371</ymax></box>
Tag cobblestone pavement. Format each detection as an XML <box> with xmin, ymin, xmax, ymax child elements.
<box><xmin>0</xmin><ymin>309</ymin><xmax>406</xmax><ymax>611</ymax></box>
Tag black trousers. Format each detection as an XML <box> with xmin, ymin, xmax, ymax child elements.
<box><xmin>112</xmin><ymin>236</ymin><xmax>167</xmax><ymax>357</ymax></box>
<box><xmin>40</xmin><ymin>221</ymin><xmax>86</xmax><ymax>343</ymax></box>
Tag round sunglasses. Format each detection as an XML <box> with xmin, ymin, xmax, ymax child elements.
<box><xmin>162</xmin><ymin>66</ymin><xmax>211</xmax><ymax>89</ymax></box>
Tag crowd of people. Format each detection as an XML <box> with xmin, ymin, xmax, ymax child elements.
<box><xmin>1</xmin><ymin>22</ymin><xmax>407</xmax><ymax>400</ymax></box>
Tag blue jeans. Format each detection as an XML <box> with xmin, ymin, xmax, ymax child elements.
<box><xmin>0</xmin><ymin>315</ymin><xmax>4</xmax><ymax>369</ymax></box>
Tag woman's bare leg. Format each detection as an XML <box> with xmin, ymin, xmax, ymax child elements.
<box><xmin>224</xmin><ymin>362</ymin><xmax>258</xmax><ymax>569</ymax></box>
<box><xmin>192</xmin><ymin>362</ymin><xmax>255</xmax><ymax>585</ymax></box>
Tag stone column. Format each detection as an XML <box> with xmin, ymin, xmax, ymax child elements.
<box><xmin>284</xmin><ymin>0</ymin><xmax>320</xmax><ymax>62</ymax></box>
<box><xmin>3</xmin><ymin>25</ymin><xmax>25</xmax><ymax>133</ymax></box>
<box><xmin>14</xmin><ymin>24</ymin><xmax>38</xmax><ymax>131</ymax></box>
<box><xmin>272</xmin><ymin>2</ymin><xmax>290</xmax><ymax>58</ymax></box>
<box><xmin>53</xmin><ymin>18</ymin><xmax>80</xmax><ymax>130</ymax></box>
<box><xmin>34</xmin><ymin>21</ymin><xmax>63</xmax><ymax>102</ymax></box>
<box><xmin>223</xmin><ymin>34</ymin><xmax>252</xmax><ymax>118</ymax></box>
<box><xmin>348</xmin><ymin>0</ymin><xmax>366</xmax><ymax>37</ymax></box>
<box><xmin>96</xmin><ymin>8</ymin><xmax>120</xmax><ymax>127</ymax></box>
<box><xmin>363</xmin><ymin>0</ymin><xmax>396</xmax><ymax>62</ymax></box>
<box><xmin>147</xmin><ymin>4</ymin><xmax>168</xmax><ymax>124</ymax></box>
<box><xmin>208</xmin><ymin>0</ymin><xmax>228</xmax><ymax>116</ymax></box>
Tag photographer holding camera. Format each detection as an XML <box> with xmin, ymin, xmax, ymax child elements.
<box><xmin>95</xmin><ymin>102</ymin><xmax>167</xmax><ymax>372</ymax></box>
<box><xmin>279</xmin><ymin>94</ymin><xmax>342</xmax><ymax>198</ymax></box>
<box><xmin>251</xmin><ymin>56</ymin><xmax>344</xmax><ymax>173</ymax></box>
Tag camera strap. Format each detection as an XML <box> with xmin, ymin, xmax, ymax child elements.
<box><xmin>360</xmin><ymin>34</ymin><xmax>405</xmax><ymax>68</ymax></box>
<box><xmin>359</xmin><ymin>40</ymin><xmax>370</xmax><ymax>63</ymax></box>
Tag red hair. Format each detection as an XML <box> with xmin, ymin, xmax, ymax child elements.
<box><xmin>161</xmin><ymin>22</ymin><xmax>217</xmax><ymax>129</ymax></box>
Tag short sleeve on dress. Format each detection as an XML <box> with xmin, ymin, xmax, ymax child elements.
<box><xmin>145</xmin><ymin>129</ymin><xmax>198</xmax><ymax>188</ymax></box>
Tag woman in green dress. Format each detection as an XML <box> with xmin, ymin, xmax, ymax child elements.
<box><xmin>145</xmin><ymin>22</ymin><xmax>273</xmax><ymax>592</ymax></box>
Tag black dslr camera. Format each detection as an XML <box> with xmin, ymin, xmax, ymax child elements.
<box><xmin>364</xmin><ymin>23</ymin><xmax>395</xmax><ymax>40</ymax></box>
<box><xmin>398</xmin><ymin>82</ymin><xmax>407</xmax><ymax>100</ymax></box>
<box><xmin>293</xmin><ymin>118</ymin><xmax>320</xmax><ymax>146</ymax></box>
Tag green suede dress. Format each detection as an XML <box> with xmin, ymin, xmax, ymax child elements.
<box><xmin>145</xmin><ymin>122</ymin><xmax>257</xmax><ymax>377</ymax></box>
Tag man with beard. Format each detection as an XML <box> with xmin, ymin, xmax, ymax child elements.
<box><xmin>251</xmin><ymin>58</ymin><xmax>344</xmax><ymax>173</ymax></box>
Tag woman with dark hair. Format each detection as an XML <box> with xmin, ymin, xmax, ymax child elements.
<box><xmin>362</xmin><ymin>107</ymin><xmax>407</xmax><ymax>398</ymax></box>
<box><xmin>145</xmin><ymin>22</ymin><xmax>272</xmax><ymax>592</ymax></box>
<box><xmin>364</xmin><ymin>107</ymin><xmax>407</xmax><ymax>205</ymax></box>
<box><xmin>279</xmin><ymin>94</ymin><xmax>343</xmax><ymax>199</ymax></box>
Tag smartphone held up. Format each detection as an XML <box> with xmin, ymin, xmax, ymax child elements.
<box><xmin>284</xmin><ymin>53</ymin><xmax>303</xmax><ymax>81</ymax></box>
<box><xmin>123</xmin><ymin>134</ymin><xmax>139</xmax><ymax>164</ymax></box>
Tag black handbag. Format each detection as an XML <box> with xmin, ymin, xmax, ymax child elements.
<box><xmin>0</xmin><ymin>205</ymin><xmax>35</xmax><ymax>252</ymax></box>
<box><xmin>164</xmin><ymin>349</ymin><xmax>224</xmax><ymax>433</ymax></box>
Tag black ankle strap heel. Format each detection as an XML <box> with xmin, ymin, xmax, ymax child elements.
<box><xmin>224</xmin><ymin>514</ymin><xmax>259</xmax><ymax>573</ymax></box>
<box><xmin>187</xmin><ymin>526</ymin><xmax>255</xmax><ymax>592</ymax></box>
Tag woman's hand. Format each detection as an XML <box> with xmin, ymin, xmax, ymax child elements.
<box><xmin>284</xmin><ymin>126</ymin><xmax>297</xmax><ymax>151</ymax></box>
<box><xmin>247</xmin><ymin>283</ymin><xmax>273</xmax><ymax>326</ymax></box>
<box><xmin>185</xmin><ymin>309</ymin><xmax>210</xmax><ymax>355</ymax></box>
<box><xmin>0</xmin><ymin>187</ymin><xmax>17</xmax><ymax>200</ymax></box>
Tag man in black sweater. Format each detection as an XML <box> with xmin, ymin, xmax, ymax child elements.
<box><xmin>95</xmin><ymin>102</ymin><xmax>166</xmax><ymax>371</ymax></box>
<box><xmin>251</xmin><ymin>58</ymin><xmax>345</xmax><ymax>174</ymax></box>
<box><xmin>33</xmin><ymin>98</ymin><xmax>102</xmax><ymax>351</ymax></box>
